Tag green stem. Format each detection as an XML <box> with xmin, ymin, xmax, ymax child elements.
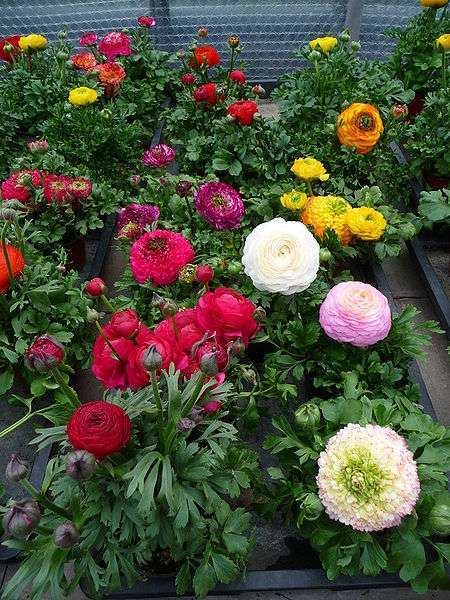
<box><xmin>0</xmin><ymin>409</ymin><xmax>33</xmax><ymax>439</ymax></box>
<box><xmin>181</xmin><ymin>372</ymin><xmax>207</xmax><ymax>418</ymax></box>
<box><xmin>21</xmin><ymin>480</ymin><xmax>72</xmax><ymax>520</ymax></box>
<box><xmin>100</xmin><ymin>293</ymin><xmax>115</xmax><ymax>313</ymax></box>
<box><xmin>14</xmin><ymin>219</ymin><xmax>25</xmax><ymax>255</ymax></box>
<box><xmin>149</xmin><ymin>370</ymin><xmax>163</xmax><ymax>415</ymax></box>
<box><xmin>225</xmin><ymin>46</ymin><xmax>236</xmax><ymax>97</ymax></box>
<box><xmin>95</xmin><ymin>321</ymin><xmax>125</xmax><ymax>364</ymax></box>
<box><xmin>51</xmin><ymin>366</ymin><xmax>80</xmax><ymax>407</ymax></box>
<box><xmin>1</xmin><ymin>222</ymin><xmax>15</xmax><ymax>292</ymax></box>
<box><xmin>306</xmin><ymin>181</ymin><xmax>314</xmax><ymax>196</ymax></box>
<box><xmin>442</xmin><ymin>50</ymin><xmax>447</xmax><ymax>89</ymax></box>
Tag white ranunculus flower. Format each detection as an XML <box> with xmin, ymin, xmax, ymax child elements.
<box><xmin>241</xmin><ymin>217</ymin><xmax>320</xmax><ymax>295</ymax></box>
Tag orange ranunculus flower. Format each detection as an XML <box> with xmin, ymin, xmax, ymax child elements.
<box><xmin>337</xmin><ymin>103</ymin><xmax>384</xmax><ymax>155</ymax></box>
<box><xmin>0</xmin><ymin>244</ymin><xmax>24</xmax><ymax>293</ymax></box>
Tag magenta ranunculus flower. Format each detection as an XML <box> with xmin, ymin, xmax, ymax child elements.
<box><xmin>98</xmin><ymin>31</ymin><xmax>132</xmax><ymax>60</ymax></box>
<box><xmin>319</xmin><ymin>281</ymin><xmax>391</xmax><ymax>347</ymax></box>
<box><xmin>79</xmin><ymin>32</ymin><xmax>98</xmax><ymax>47</ymax></box>
<box><xmin>195</xmin><ymin>182</ymin><xmax>244</xmax><ymax>230</ymax></box>
<box><xmin>118</xmin><ymin>203</ymin><xmax>160</xmax><ymax>239</ymax></box>
<box><xmin>137</xmin><ymin>16</ymin><xmax>156</xmax><ymax>27</ymax></box>
<box><xmin>130</xmin><ymin>229</ymin><xmax>195</xmax><ymax>286</ymax></box>
<box><xmin>142</xmin><ymin>144</ymin><xmax>176</xmax><ymax>168</ymax></box>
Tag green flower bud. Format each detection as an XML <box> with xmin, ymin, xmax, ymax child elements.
<box><xmin>57</xmin><ymin>51</ymin><xmax>68</xmax><ymax>60</ymax></box>
<box><xmin>351</xmin><ymin>41</ymin><xmax>361</xmax><ymax>52</ymax></box>
<box><xmin>295</xmin><ymin>402</ymin><xmax>321</xmax><ymax>431</ymax></box>
<box><xmin>309</xmin><ymin>50</ymin><xmax>322</xmax><ymax>61</ymax></box>
<box><xmin>53</xmin><ymin>521</ymin><xmax>80</xmax><ymax>548</ymax></box>
<box><xmin>6</xmin><ymin>454</ymin><xmax>29</xmax><ymax>482</ymax></box>
<box><xmin>57</xmin><ymin>30</ymin><xmax>68</xmax><ymax>39</ymax></box>
<box><xmin>430</xmin><ymin>495</ymin><xmax>450</xmax><ymax>536</ymax></box>
<box><xmin>141</xmin><ymin>345</ymin><xmax>163</xmax><ymax>372</ymax></box>
<box><xmin>200</xmin><ymin>351</ymin><xmax>219</xmax><ymax>377</ymax></box>
<box><xmin>319</xmin><ymin>248</ymin><xmax>332</xmax><ymax>263</ymax></box>
<box><xmin>2</xmin><ymin>500</ymin><xmax>41</xmax><ymax>538</ymax></box>
<box><xmin>227</xmin><ymin>260</ymin><xmax>243</xmax><ymax>275</ymax></box>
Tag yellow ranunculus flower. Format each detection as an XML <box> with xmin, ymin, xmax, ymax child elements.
<box><xmin>68</xmin><ymin>86</ymin><xmax>98</xmax><ymax>106</ymax></box>
<box><xmin>346</xmin><ymin>207</ymin><xmax>387</xmax><ymax>241</ymax></box>
<box><xmin>436</xmin><ymin>34</ymin><xmax>450</xmax><ymax>51</ymax></box>
<box><xmin>301</xmin><ymin>195</ymin><xmax>353</xmax><ymax>245</ymax></box>
<box><xmin>280</xmin><ymin>190</ymin><xmax>308</xmax><ymax>211</ymax></box>
<box><xmin>309</xmin><ymin>36</ymin><xmax>338</xmax><ymax>54</ymax></box>
<box><xmin>291</xmin><ymin>157</ymin><xmax>330</xmax><ymax>182</ymax></box>
<box><xmin>19</xmin><ymin>34</ymin><xmax>47</xmax><ymax>51</ymax></box>
<box><xmin>420</xmin><ymin>0</ymin><xmax>448</xmax><ymax>8</ymax></box>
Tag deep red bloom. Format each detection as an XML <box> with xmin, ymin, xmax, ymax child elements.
<box><xmin>203</xmin><ymin>400</ymin><xmax>223</xmax><ymax>414</ymax></box>
<box><xmin>229</xmin><ymin>70</ymin><xmax>246</xmax><ymax>84</ymax></box>
<box><xmin>85</xmin><ymin>277</ymin><xmax>105</xmax><ymax>298</ymax></box>
<box><xmin>0</xmin><ymin>36</ymin><xmax>21</xmax><ymax>62</ymax></box>
<box><xmin>104</xmin><ymin>309</ymin><xmax>140</xmax><ymax>339</ymax></box>
<box><xmin>137</xmin><ymin>16</ymin><xmax>156</xmax><ymax>27</ymax></box>
<box><xmin>130</xmin><ymin>229</ymin><xmax>195</xmax><ymax>286</ymax></box>
<box><xmin>25</xmin><ymin>335</ymin><xmax>65</xmax><ymax>372</ymax></box>
<box><xmin>92</xmin><ymin>336</ymin><xmax>135</xmax><ymax>390</ymax></box>
<box><xmin>195</xmin><ymin>287</ymin><xmax>260</xmax><ymax>347</ymax></box>
<box><xmin>156</xmin><ymin>308</ymin><xmax>205</xmax><ymax>353</ymax></box>
<box><xmin>98</xmin><ymin>31</ymin><xmax>132</xmax><ymax>60</ymax></box>
<box><xmin>43</xmin><ymin>174</ymin><xmax>73</xmax><ymax>205</ymax></box>
<box><xmin>181</xmin><ymin>72</ymin><xmax>196</xmax><ymax>85</ymax></box>
<box><xmin>71</xmin><ymin>52</ymin><xmax>97</xmax><ymax>71</ymax></box>
<box><xmin>193</xmin><ymin>82</ymin><xmax>221</xmax><ymax>105</ymax></box>
<box><xmin>196</xmin><ymin>264</ymin><xmax>214</xmax><ymax>284</ymax></box>
<box><xmin>1</xmin><ymin>170</ymin><xmax>41</xmax><ymax>205</ymax></box>
<box><xmin>189</xmin><ymin>45</ymin><xmax>221</xmax><ymax>68</ymax></box>
<box><xmin>227</xmin><ymin>100</ymin><xmax>259</xmax><ymax>126</ymax></box>
<box><xmin>0</xmin><ymin>244</ymin><xmax>24</xmax><ymax>294</ymax></box>
<box><xmin>67</xmin><ymin>401</ymin><xmax>131</xmax><ymax>459</ymax></box>
<box><xmin>69</xmin><ymin>177</ymin><xmax>92</xmax><ymax>200</ymax></box>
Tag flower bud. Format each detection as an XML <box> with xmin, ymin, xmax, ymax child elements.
<box><xmin>338</xmin><ymin>31</ymin><xmax>350</xmax><ymax>42</ymax></box>
<box><xmin>227</xmin><ymin>260</ymin><xmax>243</xmax><ymax>275</ymax></box>
<box><xmin>241</xmin><ymin>367</ymin><xmax>257</xmax><ymax>385</ymax></box>
<box><xmin>228</xmin><ymin>35</ymin><xmax>240</xmax><ymax>48</ymax></box>
<box><xmin>319</xmin><ymin>248</ymin><xmax>332</xmax><ymax>263</ymax></box>
<box><xmin>66</xmin><ymin>449</ymin><xmax>97</xmax><ymax>481</ymax></box>
<box><xmin>309</xmin><ymin>49</ymin><xmax>322</xmax><ymax>61</ymax></box>
<box><xmin>2</xmin><ymin>500</ymin><xmax>41</xmax><ymax>538</ymax></box>
<box><xmin>58</xmin><ymin>30</ymin><xmax>68</xmax><ymax>39</ymax></box>
<box><xmin>56</xmin><ymin>263</ymin><xmax>66</xmax><ymax>274</ymax></box>
<box><xmin>198</xmin><ymin>26</ymin><xmax>208</xmax><ymax>38</ymax></box>
<box><xmin>430</xmin><ymin>496</ymin><xmax>450</xmax><ymax>536</ymax></box>
<box><xmin>177</xmin><ymin>417</ymin><xmax>195</xmax><ymax>431</ymax></box>
<box><xmin>229</xmin><ymin>337</ymin><xmax>245</xmax><ymax>356</ymax></box>
<box><xmin>141</xmin><ymin>345</ymin><xmax>163</xmax><ymax>372</ymax></box>
<box><xmin>159</xmin><ymin>177</ymin><xmax>169</xmax><ymax>186</ymax></box>
<box><xmin>86</xmin><ymin>307</ymin><xmax>101</xmax><ymax>323</ymax></box>
<box><xmin>162</xmin><ymin>299</ymin><xmax>178</xmax><ymax>317</ymax></box>
<box><xmin>203</xmin><ymin>400</ymin><xmax>222</xmax><ymax>414</ymax></box>
<box><xmin>0</xmin><ymin>207</ymin><xmax>20</xmax><ymax>221</ymax></box>
<box><xmin>53</xmin><ymin>521</ymin><xmax>80</xmax><ymax>548</ymax></box>
<box><xmin>57</xmin><ymin>50</ymin><xmax>68</xmax><ymax>60</ymax></box>
<box><xmin>100</xmin><ymin>108</ymin><xmax>112</xmax><ymax>120</ymax></box>
<box><xmin>180</xmin><ymin>72</ymin><xmax>196</xmax><ymax>86</ymax></box>
<box><xmin>351</xmin><ymin>41</ymin><xmax>361</xmax><ymax>52</ymax></box>
<box><xmin>4</xmin><ymin>43</ymin><xmax>14</xmax><ymax>53</ymax></box>
<box><xmin>324</xmin><ymin>123</ymin><xmax>336</xmax><ymax>135</ymax></box>
<box><xmin>85</xmin><ymin>277</ymin><xmax>106</xmax><ymax>298</ymax></box>
<box><xmin>297</xmin><ymin>492</ymin><xmax>323</xmax><ymax>524</ymax></box>
<box><xmin>391</xmin><ymin>103</ymin><xmax>408</xmax><ymax>119</ymax></box>
<box><xmin>152</xmin><ymin>292</ymin><xmax>165</xmax><ymax>309</ymax></box>
<box><xmin>129</xmin><ymin>174</ymin><xmax>141</xmax><ymax>188</ymax></box>
<box><xmin>177</xmin><ymin>50</ymin><xmax>186</xmax><ymax>60</ymax></box>
<box><xmin>196</xmin><ymin>264</ymin><xmax>214</xmax><ymax>284</ymax></box>
<box><xmin>188</xmin><ymin>406</ymin><xmax>204</xmax><ymax>423</ymax></box>
<box><xmin>253</xmin><ymin>306</ymin><xmax>266</xmax><ymax>323</ymax></box>
<box><xmin>295</xmin><ymin>402</ymin><xmax>321</xmax><ymax>431</ymax></box>
<box><xmin>251</xmin><ymin>84</ymin><xmax>266</xmax><ymax>97</ymax></box>
<box><xmin>199</xmin><ymin>351</ymin><xmax>219</xmax><ymax>376</ymax></box>
<box><xmin>17</xmin><ymin>172</ymin><xmax>34</xmax><ymax>188</ymax></box>
<box><xmin>6</xmin><ymin>454</ymin><xmax>29</xmax><ymax>483</ymax></box>
<box><xmin>26</xmin><ymin>335</ymin><xmax>65</xmax><ymax>372</ymax></box>
<box><xmin>178</xmin><ymin>263</ymin><xmax>197</xmax><ymax>284</ymax></box>
<box><xmin>175</xmin><ymin>180</ymin><xmax>193</xmax><ymax>197</ymax></box>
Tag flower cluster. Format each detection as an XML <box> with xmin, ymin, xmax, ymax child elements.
<box><xmin>317</xmin><ymin>423</ymin><xmax>420</xmax><ymax>531</ymax></box>
<box><xmin>91</xmin><ymin>290</ymin><xmax>260</xmax><ymax>390</ymax></box>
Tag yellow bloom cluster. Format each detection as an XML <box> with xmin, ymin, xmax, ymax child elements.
<box><xmin>280</xmin><ymin>190</ymin><xmax>308</xmax><ymax>211</ymax></box>
<box><xmin>346</xmin><ymin>207</ymin><xmax>387</xmax><ymax>241</ymax></box>
<box><xmin>436</xmin><ymin>34</ymin><xmax>450</xmax><ymax>51</ymax></box>
<box><xmin>309</xmin><ymin>37</ymin><xmax>338</xmax><ymax>54</ymax></box>
<box><xmin>420</xmin><ymin>0</ymin><xmax>448</xmax><ymax>7</ymax></box>
<box><xmin>291</xmin><ymin>157</ymin><xmax>329</xmax><ymax>182</ymax></box>
<box><xmin>19</xmin><ymin>34</ymin><xmax>47</xmax><ymax>51</ymax></box>
<box><xmin>68</xmin><ymin>87</ymin><xmax>98</xmax><ymax>106</ymax></box>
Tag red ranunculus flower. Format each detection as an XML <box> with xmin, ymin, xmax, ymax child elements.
<box><xmin>92</xmin><ymin>336</ymin><xmax>135</xmax><ymax>390</ymax></box>
<box><xmin>79</xmin><ymin>32</ymin><xmax>98</xmax><ymax>47</ymax></box>
<box><xmin>195</xmin><ymin>287</ymin><xmax>260</xmax><ymax>347</ymax></box>
<box><xmin>26</xmin><ymin>335</ymin><xmax>65</xmax><ymax>372</ymax></box>
<box><xmin>137</xmin><ymin>16</ymin><xmax>156</xmax><ymax>27</ymax></box>
<box><xmin>0</xmin><ymin>36</ymin><xmax>21</xmax><ymax>62</ymax></box>
<box><xmin>85</xmin><ymin>277</ymin><xmax>105</xmax><ymax>297</ymax></box>
<box><xmin>43</xmin><ymin>174</ymin><xmax>73</xmax><ymax>205</ymax></box>
<box><xmin>193</xmin><ymin>82</ymin><xmax>221</xmax><ymax>105</ymax></box>
<box><xmin>227</xmin><ymin>100</ymin><xmax>258</xmax><ymax>126</ymax></box>
<box><xmin>67</xmin><ymin>401</ymin><xmax>131</xmax><ymax>459</ymax></box>
<box><xmin>180</xmin><ymin>72</ymin><xmax>196</xmax><ymax>85</ymax></box>
<box><xmin>229</xmin><ymin>70</ymin><xmax>246</xmax><ymax>84</ymax></box>
<box><xmin>189</xmin><ymin>45</ymin><xmax>221</xmax><ymax>68</ymax></box>
<box><xmin>1</xmin><ymin>170</ymin><xmax>41</xmax><ymax>205</ymax></box>
<box><xmin>104</xmin><ymin>309</ymin><xmax>141</xmax><ymax>339</ymax></box>
<box><xmin>98</xmin><ymin>31</ymin><xmax>132</xmax><ymax>60</ymax></box>
<box><xmin>69</xmin><ymin>177</ymin><xmax>92</xmax><ymax>200</ymax></box>
<box><xmin>156</xmin><ymin>308</ymin><xmax>205</xmax><ymax>353</ymax></box>
<box><xmin>194</xmin><ymin>340</ymin><xmax>228</xmax><ymax>371</ymax></box>
<box><xmin>71</xmin><ymin>52</ymin><xmax>97</xmax><ymax>71</ymax></box>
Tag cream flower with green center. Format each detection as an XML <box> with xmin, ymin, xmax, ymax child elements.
<box><xmin>316</xmin><ymin>423</ymin><xmax>420</xmax><ymax>532</ymax></box>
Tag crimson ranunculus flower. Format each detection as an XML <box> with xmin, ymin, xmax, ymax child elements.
<box><xmin>180</xmin><ymin>72</ymin><xmax>196</xmax><ymax>85</ymax></box>
<box><xmin>67</xmin><ymin>401</ymin><xmax>131</xmax><ymax>459</ymax></box>
<box><xmin>156</xmin><ymin>308</ymin><xmax>205</xmax><ymax>353</ymax></box>
<box><xmin>0</xmin><ymin>35</ymin><xmax>21</xmax><ymax>62</ymax></box>
<box><xmin>104</xmin><ymin>309</ymin><xmax>141</xmax><ymax>339</ymax></box>
<box><xmin>98</xmin><ymin>31</ymin><xmax>132</xmax><ymax>60</ymax></box>
<box><xmin>69</xmin><ymin>177</ymin><xmax>92</xmax><ymax>200</ymax></box>
<box><xmin>79</xmin><ymin>32</ymin><xmax>98</xmax><ymax>47</ymax></box>
<box><xmin>195</xmin><ymin>287</ymin><xmax>260</xmax><ymax>347</ymax></box>
<box><xmin>43</xmin><ymin>174</ymin><xmax>73</xmax><ymax>205</ymax></box>
<box><xmin>130</xmin><ymin>229</ymin><xmax>195</xmax><ymax>286</ymax></box>
<box><xmin>85</xmin><ymin>277</ymin><xmax>105</xmax><ymax>297</ymax></box>
<box><xmin>0</xmin><ymin>244</ymin><xmax>24</xmax><ymax>294</ymax></box>
<box><xmin>26</xmin><ymin>335</ymin><xmax>65</xmax><ymax>372</ymax></box>
<box><xmin>193</xmin><ymin>82</ymin><xmax>222</xmax><ymax>105</ymax></box>
<box><xmin>189</xmin><ymin>45</ymin><xmax>221</xmax><ymax>68</ymax></box>
<box><xmin>1</xmin><ymin>170</ymin><xmax>41</xmax><ymax>205</ymax></box>
<box><xmin>137</xmin><ymin>16</ymin><xmax>156</xmax><ymax>27</ymax></box>
<box><xmin>203</xmin><ymin>400</ymin><xmax>223</xmax><ymax>414</ymax></box>
<box><xmin>118</xmin><ymin>203</ymin><xmax>160</xmax><ymax>239</ymax></box>
<box><xmin>92</xmin><ymin>336</ymin><xmax>135</xmax><ymax>390</ymax></box>
<box><xmin>227</xmin><ymin>100</ymin><xmax>258</xmax><ymax>126</ymax></box>
<box><xmin>142</xmin><ymin>144</ymin><xmax>176</xmax><ymax>168</ymax></box>
<box><xmin>229</xmin><ymin>70</ymin><xmax>246</xmax><ymax>84</ymax></box>
<box><xmin>71</xmin><ymin>52</ymin><xmax>97</xmax><ymax>71</ymax></box>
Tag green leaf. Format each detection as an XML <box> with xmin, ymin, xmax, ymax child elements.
<box><xmin>211</xmin><ymin>552</ymin><xmax>238</xmax><ymax>584</ymax></box>
<box><xmin>192</xmin><ymin>562</ymin><xmax>216</xmax><ymax>598</ymax></box>
<box><xmin>0</xmin><ymin>369</ymin><xmax>14</xmax><ymax>395</ymax></box>
<box><xmin>175</xmin><ymin>562</ymin><xmax>191</xmax><ymax>595</ymax></box>
<box><xmin>361</xmin><ymin>540</ymin><xmax>387</xmax><ymax>576</ymax></box>
<box><xmin>392</xmin><ymin>531</ymin><xmax>426</xmax><ymax>582</ymax></box>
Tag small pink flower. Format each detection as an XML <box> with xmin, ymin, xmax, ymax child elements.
<box><xmin>203</xmin><ymin>400</ymin><xmax>222</xmax><ymax>414</ymax></box>
<box><xmin>137</xmin><ymin>16</ymin><xmax>156</xmax><ymax>27</ymax></box>
<box><xmin>319</xmin><ymin>281</ymin><xmax>391</xmax><ymax>347</ymax></box>
<box><xmin>85</xmin><ymin>277</ymin><xmax>106</xmax><ymax>298</ymax></box>
<box><xmin>118</xmin><ymin>203</ymin><xmax>160</xmax><ymax>239</ymax></box>
<box><xmin>79</xmin><ymin>32</ymin><xmax>98</xmax><ymax>47</ymax></box>
<box><xmin>142</xmin><ymin>144</ymin><xmax>176</xmax><ymax>168</ymax></box>
<box><xmin>98</xmin><ymin>31</ymin><xmax>132</xmax><ymax>60</ymax></box>
<box><xmin>27</xmin><ymin>139</ymin><xmax>48</xmax><ymax>153</ymax></box>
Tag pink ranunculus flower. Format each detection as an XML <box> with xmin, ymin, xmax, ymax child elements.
<box><xmin>98</xmin><ymin>31</ymin><xmax>132</xmax><ymax>60</ymax></box>
<box><xmin>319</xmin><ymin>281</ymin><xmax>391</xmax><ymax>347</ymax></box>
<box><xmin>195</xmin><ymin>182</ymin><xmax>244</xmax><ymax>230</ymax></box>
<box><xmin>137</xmin><ymin>16</ymin><xmax>156</xmax><ymax>27</ymax></box>
<box><xmin>91</xmin><ymin>336</ymin><xmax>135</xmax><ymax>390</ymax></box>
<box><xmin>79</xmin><ymin>32</ymin><xmax>98</xmax><ymax>47</ymax></box>
<box><xmin>142</xmin><ymin>144</ymin><xmax>176</xmax><ymax>168</ymax></box>
<box><xmin>27</xmin><ymin>139</ymin><xmax>48</xmax><ymax>153</ymax></box>
<box><xmin>117</xmin><ymin>203</ymin><xmax>160</xmax><ymax>239</ymax></box>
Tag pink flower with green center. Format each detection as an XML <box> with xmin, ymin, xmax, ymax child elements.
<box><xmin>118</xmin><ymin>203</ymin><xmax>160</xmax><ymax>239</ymax></box>
<box><xmin>142</xmin><ymin>144</ymin><xmax>176</xmax><ymax>168</ymax></box>
<box><xmin>195</xmin><ymin>182</ymin><xmax>244</xmax><ymax>230</ymax></box>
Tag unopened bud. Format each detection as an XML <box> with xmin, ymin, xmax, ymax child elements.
<box><xmin>319</xmin><ymin>248</ymin><xmax>332</xmax><ymax>263</ymax></box>
<box><xmin>177</xmin><ymin>50</ymin><xmax>186</xmax><ymax>60</ymax></box>
<box><xmin>162</xmin><ymin>299</ymin><xmax>178</xmax><ymax>317</ymax></box>
<box><xmin>177</xmin><ymin>417</ymin><xmax>195</xmax><ymax>431</ymax></box>
<box><xmin>251</xmin><ymin>84</ymin><xmax>266</xmax><ymax>97</ymax></box>
<box><xmin>17</xmin><ymin>173</ymin><xmax>34</xmax><ymax>188</ymax></box>
<box><xmin>58</xmin><ymin>30</ymin><xmax>68</xmax><ymax>39</ymax></box>
<box><xmin>228</xmin><ymin>35</ymin><xmax>240</xmax><ymax>48</ymax></box>
<box><xmin>309</xmin><ymin>50</ymin><xmax>321</xmax><ymax>61</ymax></box>
<box><xmin>196</xmin><ymin>264</ymin><xmax>214</xmax><ymax>284</ymax></box>
<box><xmin>295</xmin><ymin>402</ymin><xmax>321</xmax><ymax>431</ymax></box>
<box><xmin>175</xmin><ymin>180</ymin><xmax>193</xmax><ymax>197</ymax></box>
<box><xmin>86</xmin><ymin>307</ymin><xmax>100</xmax><ymax>323</ymax></box>
<box><xmin>199</xmin><ymin>351</ymin><xmax>219</xmax><ymax>376</ymax></box>
<box><xmin>6</xmin><ymin>454</ymin><xmax>29</xmax><ymax>482</ymax></box>
<box><xmin>339</xmin><ymin>31</ymin><xmax>350</xmax><ymax>42</ymax></box>
<box><xmin>152</xmin><ymin>292</ymin><xmax>165</xmax><ymax>309</ymax></box>
<box><xmin>57</xmin><ymin>50</ymin><xmax>68</xmax><ymax>60</ymax></box>
<box><xmin>351</xmin><ymin>41</ymin><xmax>361</xmax><ymax>52</ymax></box>
<box><xmin>198</xmin><ymin>27</ymin><xmax>208</xmax><ymax>38</ymax></box>
<box><xmin>141</xmin><ymin>345</ymin><xmax>163</xmax><ymax>372</ymax></box>
<box><xmin>66</xmin><ymin>449</ymin><xmax>96</xmax><ymax>481</ymax></box>
<box><xmin>4</xmin><ymin>43</ymin><xmax>14</xmax><ymax>53</ymax></box>
<box><xmin>391</xmin><ymin>103</ymin><xmax>408</xmax><ymax>119</ymax></box>
<box><xmin>0</xmin><ymin>207</ymin><xmax>20</xmax><ymax>221</ymax></box>
<box><xmin>179</xmin><ymin>263</ymin><xmax>197</xmax><ymax>284</ymax></box>
<box><xmin>230</xmin><ymin>337</ymin><xmax>245</xmax><ymax>356</ymax></box>
<box><xmin>100</xmin><ymin>108</ymin><xmax>112</xmax><ymax>120</ymax></box>
<box><xmin>25</xmin><ymin>335</ymin><xmax>65</xmax><ymax>372</ymax></box>
<box><xmin>56</xmin><ymin>263</ymin><xmax>66</xmax><ymax>274</ymax></box>
<box><xmin>253</xmin><ymin>306</ymin><xmax>266</xmax><ymax>323</ymax></box>
<box><xmin>53</xmin><ymin>521</ymin><xmax>80</xmax><ymax>548</ymax></box>
<box><xmin>202</xmin><ymin>400</ymin><xmax>222</xmax><ymax>414</ymax></box>
<box><xmin>129</xmin><ymin>174</ymin><xmax>141</xmax><ymax>188</ymax></box>
<box><xmin>241</xmin><ymin>368</ymin><xmax>257</xmax><ymax>385</ymax></box>
<box><xmin>2</xmin><ymin>500</ymin><xmax>41</xmax><ymax>538</ymax></box>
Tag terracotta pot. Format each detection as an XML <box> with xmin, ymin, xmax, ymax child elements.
<box><xmin>65</xmin><ymin>237</ymin><xmax>86</xmax><ymax>271</ymax></box>
<box><xmin>423</xmin><ymin>171</ymin><xmax>450</xmax><ymax>190</ymax></box>
<box><xmin>407</xmin><ymin>91</ymin><xmax>426</xmax><ymax>122</ymax></box>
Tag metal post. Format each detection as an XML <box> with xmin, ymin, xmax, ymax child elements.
<box><xmin>345</xmin><ymin>0</ymin><xmax>362</xmax><ymax>40</ymax></box>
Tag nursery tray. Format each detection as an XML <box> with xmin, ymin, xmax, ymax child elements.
<box><xmin>87</xmin><ymin>263</ymin><xmax>442</xmax><ymax>599</ymax></box>
<box><xmin>0</xmin><ymin>213</ymin><xmax>116</xmax><ymax>562</ymax></box>
<box><xmin>391</xmin><ymin>143</ymin><xmax>450</xmax><ymax>337</ymax></box>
